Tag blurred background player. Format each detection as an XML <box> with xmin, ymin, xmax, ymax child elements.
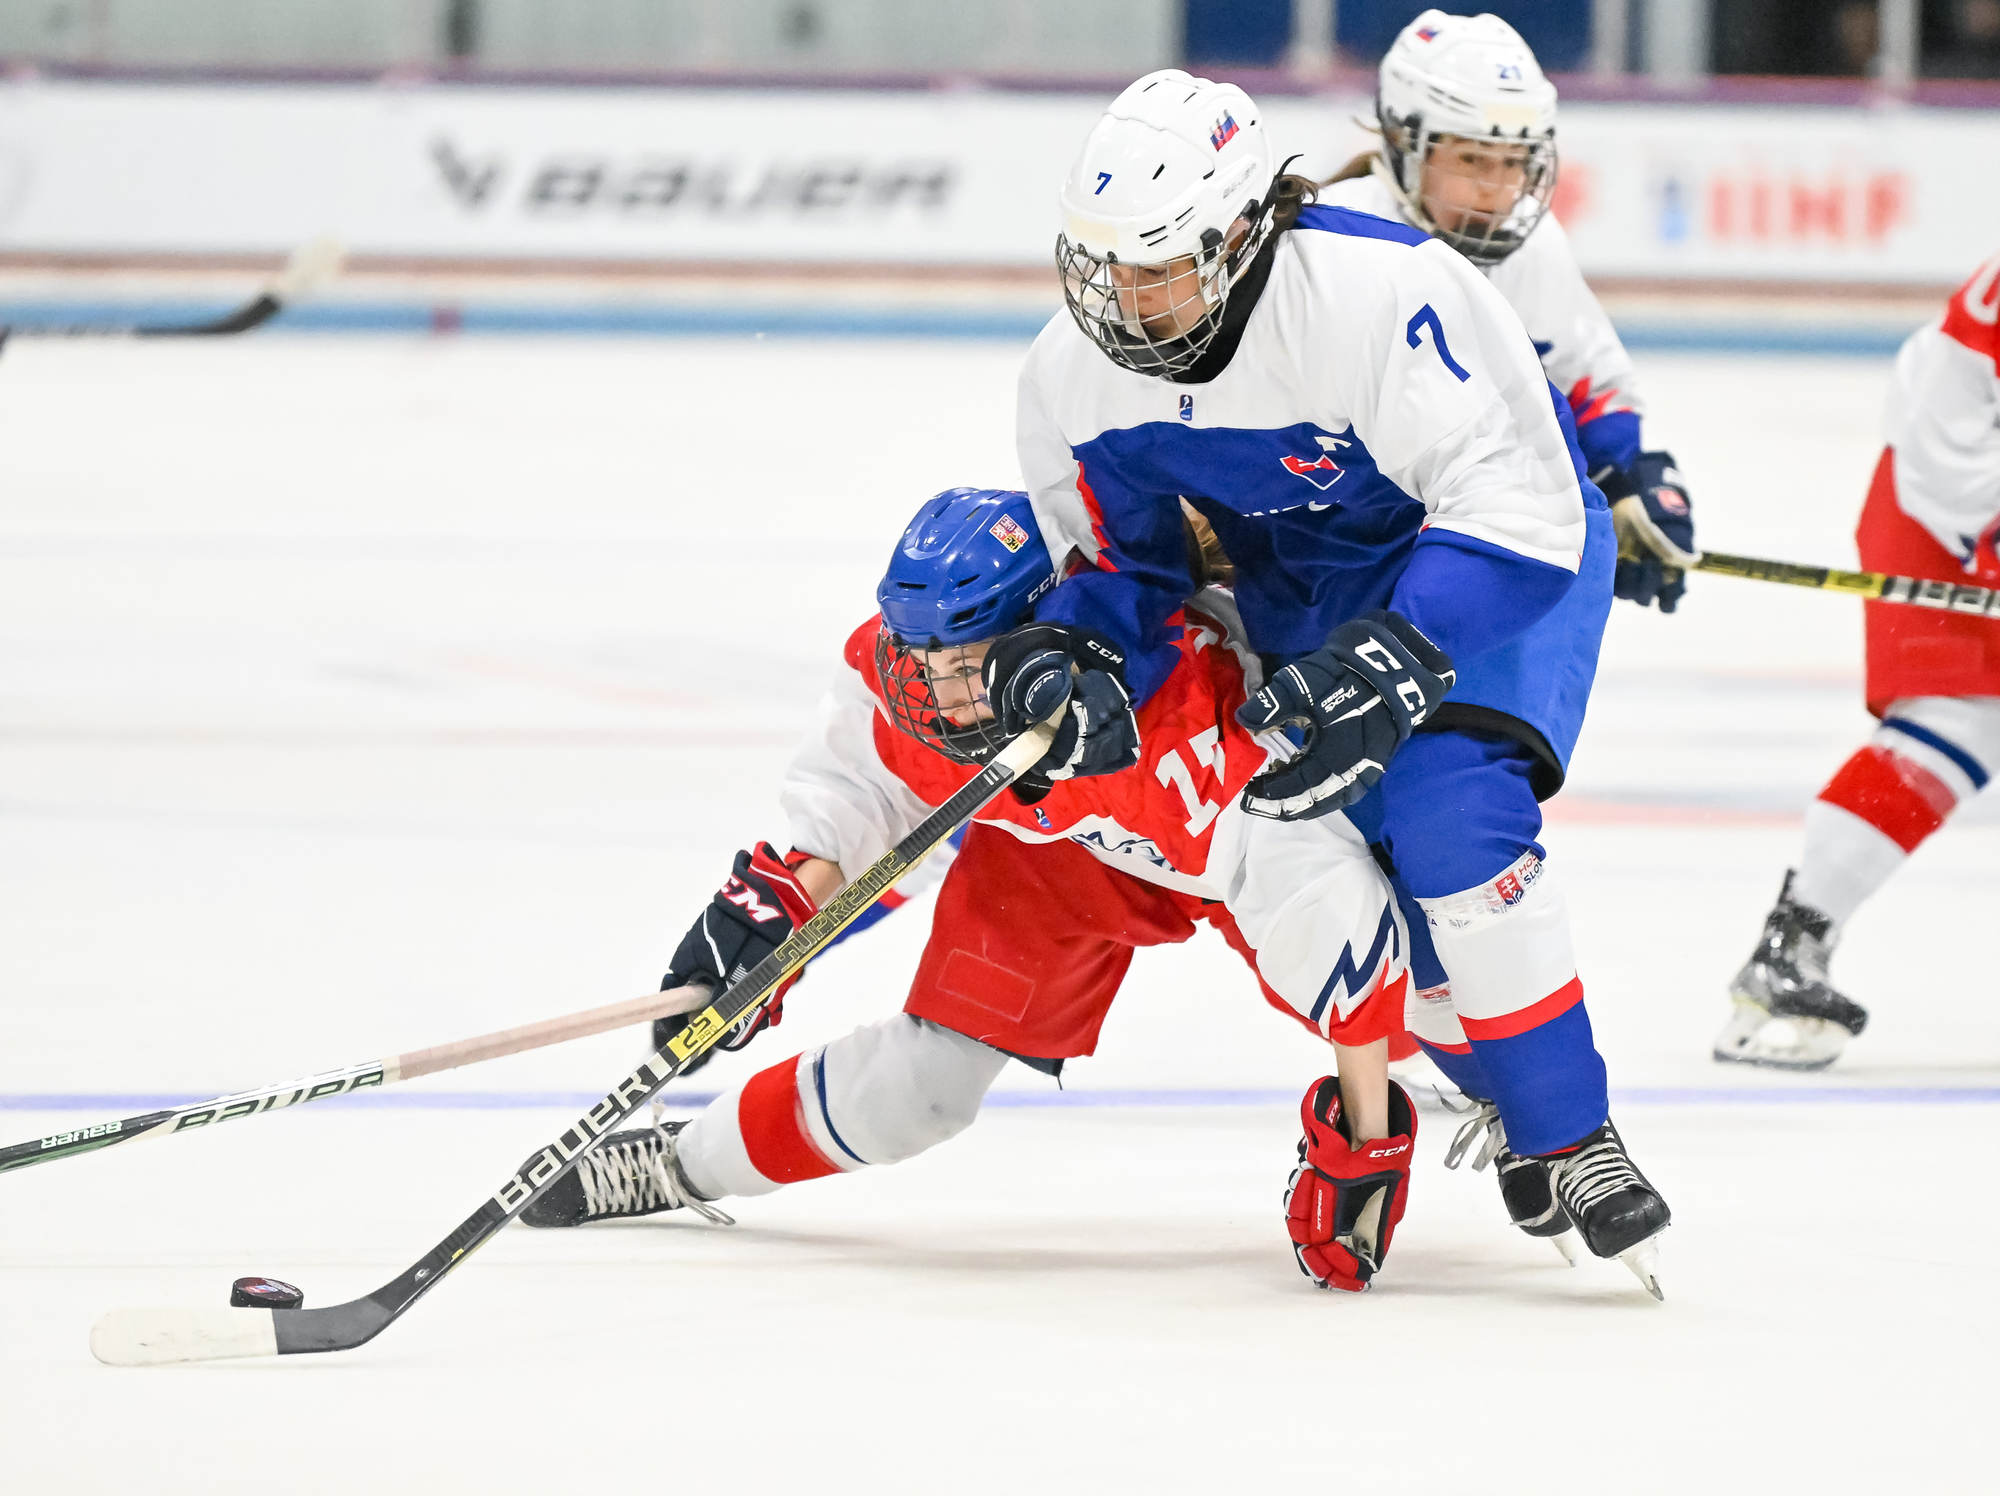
<box><xmin>1318</xmin><ymin>9</ymin><xmax>1698</xmax><ymax>615</ymax></box>
<box><xmin>1717</xmin><ymin>253</ymin><xmax>2000</xmax><ymax>1071</ymax></box>
<box><xmin>1011</xmin><ymin>67</ymin><xmax>1668</xmax><ymax>1291</ymax></box>
<box><xmin>531</xmin><ymin>487</ymin><xmax>1426</xmax><ymax>1294</ymax></box>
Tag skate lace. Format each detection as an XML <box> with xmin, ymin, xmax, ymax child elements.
<box><xmin>1551</xmin><ymin>1135</ymin><xmax>1640</xmax><ymax>1216</ymax></box>
<box><xmin>1440</xmin><ymin>1096</ymin><xmax>1505</xmax><ymax>1173</ymax></box>
<box><xmin>574</xmin><ymin>1124</ymin><xmax>735</xmax><ymax>1227</ymax></box>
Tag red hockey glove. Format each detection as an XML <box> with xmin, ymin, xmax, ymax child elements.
<box><xmin>1284</xmin><ymin>1075</ymin><xmax>1417</xmax><ymax>1292</ymax></box>
<box><xmin>657</xmin><ymin>843</ymin><xmax>820</xmax><ymax>1072</ymax></box>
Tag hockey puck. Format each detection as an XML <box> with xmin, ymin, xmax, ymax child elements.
<box><xmin>229</xmin><ymin>1276</ymin><xmax>304</xmax><ymax>1310</ymax></box>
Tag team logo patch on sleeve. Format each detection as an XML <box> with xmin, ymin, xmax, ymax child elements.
<box><xmin>989</xmin><ymin>516</ymin><xmax>1030</xmax><ymax>552</ymax></box>
<box><xmin>1209</xmin><ymin>112</ymin><xmax>1239</xmax><ymax>150</ymax></box>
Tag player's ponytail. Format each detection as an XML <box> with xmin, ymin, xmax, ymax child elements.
<box><xmin>1267</xmin><ymin>165</ymin><xmax>1320</xmax><ymax>234</ymax></box>
<box><xmin>1318</xmin><ymin>150</ymin><xmax>1377</xmax><ymax>191</ymax></box>
<box><xmin>1180</xmin><ymin>499</ymin><xmax>1236</xmax><ymax>589</ymax></box>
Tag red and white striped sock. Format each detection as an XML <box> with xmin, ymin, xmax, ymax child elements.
<box><xmin>1791</xmin><ymin>700</ymin><xmax>1994</xmax><ymax>926</ymax></box>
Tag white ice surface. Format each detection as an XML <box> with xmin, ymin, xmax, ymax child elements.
<box><xmin>1</xmin><ymin>337</ymin><xmax>1994</xmax><ymax>1492</ymax></box>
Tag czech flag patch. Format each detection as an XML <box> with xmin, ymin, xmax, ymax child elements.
<box><xmin>989</xmin><ymin>515</ymin><xmax>1030</xmax><ymax>552</ymax></box>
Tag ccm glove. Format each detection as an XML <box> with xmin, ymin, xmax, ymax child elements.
<box><xmin>984</xmin><ymin>622</ymin><xmax>1141</xmax><ymax>791</ymax></box>
<box><xmin>654</xmin><ymin>842</ymin><xmax>819</xmax><ymax>1075</ymax></box>
<box><xmin>1601</xmin><ymin>449</ymin><xmax>1698</xmax><ymax>613</ymax></box>
<box><xmin>1284</xmin><ymin>1076</ymin><xmax>1418</xmax><ymax>1293</ymax></box>
<box><xmin>1235</xmin><ymin>610</ymin><xmax>1453</xmax><ymax>820</ymax></box>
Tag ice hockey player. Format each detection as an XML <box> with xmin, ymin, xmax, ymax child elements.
<box><xmin>1717</xmin><ymin>254</ymin><xmax>2000</xmax><ymax>1070</ymax></box>
<box><xmin>1318</xmin><ymin>9</ymin><xmax>1697</xmax><ymax>617</ymax></box>
<box><xmin>528</xmin><ymin>486</ymin><xmax>1426</xmax><ymax>1294</ymax></box>
<box><xmin>1008</xmin><ymin>67</ymin><xmax>1669</xmax><ymax>1290</ymax></box>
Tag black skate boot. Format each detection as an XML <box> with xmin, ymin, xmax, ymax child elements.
<box><xmin>520</xmin><ymin>1119</ymin><xmax>733</xmax><ymax>1229</ymax></box>
<box><xmin>1540</xmin><ymin>1119</ymin><xmax>1670</xmax><ymax>1299</ymax></box>
<box><xmin>1442</xmin><ymin>1099</ymin><xmax>1580</xmax><ymax>1266</ymax></box>
<box><xmin>1715</xmin><ymin>871</ymin><xmax>1869</xmax><ymax>1072</ymax></box>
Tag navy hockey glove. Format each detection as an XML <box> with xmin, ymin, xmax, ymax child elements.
<box><xmin>1235</xmin><ymin>611</ymin><xmax>1453</xmax><ymax>821</ymax></box>
<box><xmin>653</xmin><ymin>842</ymin><xmax>819</xmax><ymax>1076</ymax></box>
<box><xmin>1285</xmin><ymin>1076</ymin><xmax>1418</xmax><ymax>1292</ymax></box>
<box><xmin>1601</xmin><ymin>449</ymin><xmax>1698</xmax><ymax>613</ymax></box>
<box><xmin>983</xmin><ymin>622</ymin><xmax>1140</xmax><ymax>791</ymax></box>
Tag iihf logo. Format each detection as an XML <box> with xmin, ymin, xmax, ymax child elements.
<box><xmin>1178</xmin><ymin>393</ymin><xmax>1194</xmax><ymax>423</ymax></box>
<box><xmin>1279</xmin><ymin>434</ymin><xmax>1350</xmax><ymax>492</ymax></box>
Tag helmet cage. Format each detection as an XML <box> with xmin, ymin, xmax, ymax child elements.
<box><xmin>1056</xmin><ymin>187</ymin><xmax>1275</xmax><ymax>378</ymax></box>
<box><xmin>873</xmin><ymin>629</ymin><xmax>1010</xmax><ymax>766</ymax></box>
<box><xmin>1379</xmin><ymin>105</ymin><xmax>1556</xmax><ymax>266</ymax></box>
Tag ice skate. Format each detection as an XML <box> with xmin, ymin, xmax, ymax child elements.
<box><xmin>1441</xmin><ymin>1098</ymin><xmax>1580</xmax><ymax>1266</ymax></box>
<box><xmin>1541</xmin><ymin>1119</ymin><xmax>1669</xmax><ymax>1300</ymax></box>
<box><xmin>1715</xmin><ymin>871</ymin><xmax>1868</xmax><ymax>1072</ymax></box>
<box><xmin>520</xmin><ymin>1118</ymin><xmax>733</xmax><ymax>1229</ymax></box>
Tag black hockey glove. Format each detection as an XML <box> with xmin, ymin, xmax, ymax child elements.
<box><xmin>983</xmin><ymin>622</ymin><xmax>1141</xmax><ymax>794</ymax></box>
<box><xmin>1601</xmin><ymin>449</ymin><xmax>1698</xmax><ymax>613</ymax></box>
<box><xmin>652</xmin><ymin>842</ymin><xmax>819</xmax><ymax>1076</ymax></box>
<box><xmin>1235</xmin><ymin>611</ymin><xmax>1454</xmax><ymax>821</ymax></box>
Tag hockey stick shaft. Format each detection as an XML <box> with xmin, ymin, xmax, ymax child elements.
<box><xmin>0</xmin><ymin>237</ymin><xmax>344</xmax><ymax>343</ymax></box>
<box><xmin>0</xmin><ymin>985</ymin><xmax>714</xmax><ymax>1179</ymax></box>
<box><xmin>90</xmin><ymin>715</ymin><xmax>1058</xmax><ymax>1365</ymax></box>
<box><xmin>1695</xmin><ymin>549</ymin><xmax>2000</xmax><ymax>618</ymax></box>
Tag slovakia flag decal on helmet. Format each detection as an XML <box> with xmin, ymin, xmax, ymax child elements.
<box><xmin>1209</xmin><ymin>112</ymin><xmax>1239</xmax><ymax>150</ymax></box>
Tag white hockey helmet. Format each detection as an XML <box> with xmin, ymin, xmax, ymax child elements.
<box><xmin>1055</xmin><ymin>69</ymin><xmax>1278</xmax><ymax>378</ymax></box>
<box><xmin>1377</xmin><ymin>10</ymin><xmax>1559</xmax><ymax>265</ymax></box>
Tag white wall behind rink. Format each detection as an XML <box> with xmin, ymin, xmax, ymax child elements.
<box><xmin>0</xmin><ymin>77</ymin><xmax>1995</xmax><ymax>286</ymax></box>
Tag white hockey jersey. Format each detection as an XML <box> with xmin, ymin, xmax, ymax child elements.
<box><xmin>1016</xmin><ymin>201</ymin><xmax>1600</xmax><ymax>758</ymax></box>
<box><xmin>1885</xmin><ymin>252</ymin><xmax>2000</xmax><ymax>568</ymax></box>
<box><xmin>1319</xmin><ymin>167</ymin><xmax>1646</xmax><ymax>480</ymax></box>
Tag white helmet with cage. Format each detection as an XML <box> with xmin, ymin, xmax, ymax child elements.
<box><xmin>1377</xmin><ymin>10</ymin><xmax>1559</xmax><ymax>265</ymax></box>
<box><xmin>1055</xmin><ymin>69</ymin><xmax>1278</xmax><ymax>379</ymax></box>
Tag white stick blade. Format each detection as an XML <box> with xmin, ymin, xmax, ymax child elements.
<box><xmin>90</xmin><ymin>1307</ymin><xmax>279</xmax><ymax>1366</ymax></box>
<box><xmin>271</xmin><ymin>235</ymin><xmax>346</xmax><ymax>299</ymax></box>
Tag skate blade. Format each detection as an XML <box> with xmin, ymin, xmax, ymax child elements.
<box><xmin>1548</xmin><ymin>1227</ymin><xmax>1581</xmax><ymax>1267</ymax></box>
<box><xmin>1618</xmin><ymin>1239</ymin><xmax>1664</xmax><ymax>1301</ymax></box>
<box><xmin>1712</xmin><ymin>1004</ymin><xmax>1847</xmax><ymax>1072</ymax></box>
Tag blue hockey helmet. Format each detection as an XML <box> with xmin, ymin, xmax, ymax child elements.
<box><xmin>875</xmin><ymin>488</ymin><xmax>1059</xmax><ymax>764</ymax></box>
<box><xmin>876</xmin><ymin>487</ymin><xmax>1057</xmax><ymax>647</ymax></box>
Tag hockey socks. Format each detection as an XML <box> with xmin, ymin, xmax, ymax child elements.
<box><xmin>674</xmin><ymin>1015</ymin><xmax>1008</xmax><ymax>1201</ymax></box>
<box><xmin>1414</xmin><ymin>851</ymin><xmax>1609</xmax><ymax>1157</ymax></box>
<box><xmin>1793</xmin><ymin>699</ymin><xmax>1995</xmax><ymax>927</ymax></box>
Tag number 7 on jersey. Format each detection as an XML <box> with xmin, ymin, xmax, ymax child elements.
<box><xmin>1406</xmin><ymin>304</ymin><xmax>1471</xmax><ymax>383</ymax></box>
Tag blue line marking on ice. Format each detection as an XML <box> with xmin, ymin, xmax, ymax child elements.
<box><xmin>5</xmin><ymin>1084</ymin><xmax>1998</xmax><ymax>1112</ymax></box>
<box><xmin>0</xmin><ymin>300</ymin><xmax>1920</xmax><ymax>355</ymax></box>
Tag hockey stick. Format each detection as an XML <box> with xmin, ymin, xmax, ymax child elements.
<box><xmin>89</xmin><ymin>713</ymin><xmax>1059</xmax><ymax>1366</ymax></box>
<box><xmin>1695</xmin><ymin>549</ymin><xmax>2000</xmax><ymax>619</ymax></box>
<box><xmin>0</xmin><ymin>237</ymin><xmax>345</xmax><ymax>347</ymax></box>
<box><xmin>0</xmin><ymin>984</ymin><xmax>722</xmax><ymax>1180</ymax></box>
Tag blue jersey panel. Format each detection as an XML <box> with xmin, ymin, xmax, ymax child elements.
<box><xmin>1574</xmin><ymin>407</ymin><xmax>1642</xmax><ymax>480</ymax></box>
<box><xmin>1073</xmin><ymin>418</ymin><xmax>1428</xmax><ymax>662</ymax></box>
<box><xmin>1071</xmin><ymin>381</ymin><xmax>1602</xmax><ymax>673</ymax></box>
<box><xmin>1291</xmin><ymin>203</ymin><xmax>1433</xmax><ymax>248</ymax></box>
<box><xmin>1444</xmin><ymin>499</ymin><xmax>1615</xmax><ymax>772</ymax></box>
